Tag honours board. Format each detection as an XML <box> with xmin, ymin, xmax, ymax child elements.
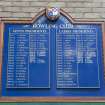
<box><xmin>1</xmin><ymin>9</ymin><xmax>105</xmax><ymax>97</ymax></box>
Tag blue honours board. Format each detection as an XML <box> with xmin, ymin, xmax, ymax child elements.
<box><xmin>7</xmin><ymin>26</ymin><xmax>50</xmax><ymax>88</ymax></box>
<box><xmin>1</xmin><ymin>11</ymin><xmax>105</xmax><ymax>97</ymax></box>
<box><xmin>56</xmin><ymin>27</ymin><xmax>100</xmax><ymax>88</ymax></box>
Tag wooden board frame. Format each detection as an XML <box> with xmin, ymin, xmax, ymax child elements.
<box><xmin>0</xmin><ymin>9</ymin><xmax>105</xmax><ymax>102</ymax></box>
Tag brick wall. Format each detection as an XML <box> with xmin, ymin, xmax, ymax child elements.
<box><xmin>0</xmin><ymin>0</ymin><xmax>105</xmax><ymax>20</ymax></box>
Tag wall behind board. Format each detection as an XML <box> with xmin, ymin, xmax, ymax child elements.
<box><xmin>0</xmin><ymin>0</ymin><xmax>105</xmax><ymax>20</ymax></box>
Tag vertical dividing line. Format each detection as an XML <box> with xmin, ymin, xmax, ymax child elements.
<box><xmin>56</xmin><ymin>26</ymin><xmax>58</xmax><ymax>88</ymax></box>
<box><xmin>8</xmin><ymin>28</ymin><xmax>11</xmax><ymax>87</ymax></box>
<box><xmin>102</xmin><ymin>22</ymin><xmax>105</xmax><ymax>83</ymax></box>
<box><xmin>28</xmin><ymin>34</ymin><xmax>30</xmax><ymax>88</ymax></box>
<box><xmin>7</xmin><ymin>27</ymin><xmax>10</xmax><ymax>88</ymax></box>
<box><xmin>96</xmin><ymin>29</ymin><xmax>100</xmax><ymax>88</ymax></box>
<box><xmin>76</xmin><ymin>34</ymin><xmax>79</xmax><ymax>88</ymax></box>
<box><xmin>49</xmin><ymin>25</ymin><xmax>50</xmax><ymax>88</ymax></box>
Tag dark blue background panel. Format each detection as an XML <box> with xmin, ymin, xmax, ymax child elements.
<box><xmin>2</xmin><ymin>13</ymin><xmax>105</xmax><ymax>96</ymax></box>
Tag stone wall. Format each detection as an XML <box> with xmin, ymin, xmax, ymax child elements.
<box><xmin>0</xmin><ymin>0</ymin><xmax>105</xmax><ymax>20</ymax></box>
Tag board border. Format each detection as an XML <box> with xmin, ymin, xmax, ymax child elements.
<box><xmin>0</xmin><ymin>8</ymin><xmax>105</xmax><ymax>102</ymax></box>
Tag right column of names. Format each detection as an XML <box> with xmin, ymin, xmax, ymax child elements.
<box><xmin>56</xmin><ymin>27</ymin><xmax>100</xmax><ymax>88</ymax></box>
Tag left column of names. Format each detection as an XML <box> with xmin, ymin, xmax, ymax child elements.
<box><xmin>7</xmin><ymin>29</ymin><xmax>29</xmax><ymax>88</ymax></box>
